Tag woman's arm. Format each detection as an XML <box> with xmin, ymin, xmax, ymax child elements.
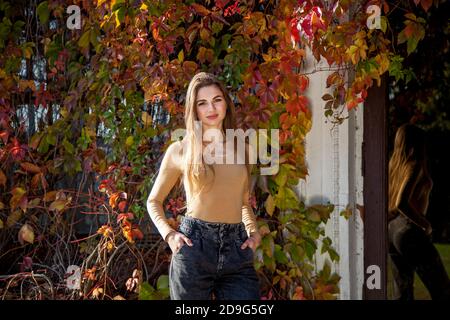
<box><xmin>241</xmin><ymin>162</ymin><xmax>259</xmax><ymax>237</ymax></box>
<box><xmin>396</xmin><ymin>165</ymin><xmax>431</xmax><ymax>232</ymax></box>
<box><xmin>147</xmin><ymin>141</ymin><xmax>183</xmax><ymax>242</ymax></box>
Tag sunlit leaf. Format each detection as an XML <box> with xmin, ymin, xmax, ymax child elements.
<box><xmin>18</xmin><ymin>223</ymin><xmax>34</xmax><ymax>245</ymax></box>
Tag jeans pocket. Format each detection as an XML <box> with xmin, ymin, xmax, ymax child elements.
<box><xmin>173</xmin><ymin>243</ymin><xmax>186</xmax><ymax>256</ymax></box>
<box><xmin>173</xmin><ymin>236</ymin><xmax>200</xmax><ymax>258</ymax></box>
<box><xmin>235</xmin><ymin>238</ymin><xmax>254</xmax><ymax>260</ymax></box>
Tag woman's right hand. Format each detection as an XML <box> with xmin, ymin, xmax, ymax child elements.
<box><xmin>165</xmin><ymin>231</ymin><xmax>193</xmax><ymax>254</ymax></box>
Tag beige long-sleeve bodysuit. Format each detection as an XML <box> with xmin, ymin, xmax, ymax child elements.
<box><xmin>146</xmin><ymin>139</ymin><xmax>258</xmax><ymax>242</ymax></box>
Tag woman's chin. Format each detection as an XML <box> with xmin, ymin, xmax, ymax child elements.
<box><xmin>203</xmin><ymin>119</ymin><xmax>223</xmax><ymax>127</ymax></box>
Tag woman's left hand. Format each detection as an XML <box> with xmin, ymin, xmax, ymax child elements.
<box><xmin>241</xmin><ymin>231</ymin><xmax>261</xmax><ymax>253</ymax></box>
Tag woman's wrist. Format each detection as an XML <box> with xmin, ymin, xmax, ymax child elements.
<box><xmin>164</xmin><ymin>230</ymin><xmax>177</xmax><ymax>242</ymax></box>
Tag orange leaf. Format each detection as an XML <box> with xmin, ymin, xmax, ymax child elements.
<box><xmin>131</xmin><ymin>227</ymin><xmax>144</xmax><ymax>240</ymax></box>
<box><xmin>117</xmin><ymin>212</ymin><xmax>134</xmax><ymax>224</ymax></box>
<box><xmin>420</xmin><ymin>0</ymin><xmax>432</xmax><ymax>12</ymax></box>
<box><xmin>118</xmin><ymin>201</ymin><xmax>127</xmax><ymax>212</ymax></box>
<box><xmin>0</xmin><ymin>130</ymin><xmax>9</xmax><ymax>144</ymax></box>
<box><xmin>31</xmin><ymin>173</ymin><xmax>42</xmax><ymax>189</ymax></box>
<box><xmin>20</xmin><ymin>162</ymin><xmax>41</xmax><ymax>174</ymax></box>
<box><xmin>43</xmin><ymin>191</ymin><xmax>58</xmax><ymax>202</ymax></box>
<box><xmin>122</xmin><ymin>225</ymin><xmax>134</xmax><ymax>243</ymax></box>
<box><xmin>97</xmin><ymin>225</ymin><xmax>113</xmax><ymax>238</ymax></box>
<box><xmin>191</xmin><ymin>3</ymin><xmax>210</xmax><ymax>16</ymax></box>
<box><xmin>109</xmin><ymin>193</ymin><xmax>119</xmax><ymax>208</ymax></box>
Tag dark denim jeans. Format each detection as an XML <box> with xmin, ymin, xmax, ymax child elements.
<box><xmin>388</xmin><ymin>214</ymin><xmax>450</xmax><ymax>300</ymax></box>
<box><xmin>169</xmin><ymin>215</ymin><xmax>261</xmax><ymax>300</ymax></box>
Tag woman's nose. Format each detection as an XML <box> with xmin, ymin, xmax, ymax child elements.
<box><xmin>207</xmin><ymin>102</ymin><xmax>217</xmax><ymax>110</ymax></box>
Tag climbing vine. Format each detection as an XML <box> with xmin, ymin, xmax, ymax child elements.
<box><xmin>0</xmin><ymin>0</ymin><xmax>439</xmax><ymax>299</ymax></box>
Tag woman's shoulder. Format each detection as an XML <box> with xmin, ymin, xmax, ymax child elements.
<box><xmin>164</xmin><ymin>140</ymin><xmax>185</xmax><ymax>172</ymax></box>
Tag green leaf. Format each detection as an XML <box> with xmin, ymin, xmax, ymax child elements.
<box><xmin>90</xmin><ymin>27</ymin><xmax>100</xmax><ymax>47</ymax></box>
<box><xmin>111</xmin><ymin>0</ymin><xmax>125</xmax><ymax>12</ymax></box>
<box><xmin>156</xmin><ymin>275</ymin><xmax>170</xmax><ymax>299</ymax></box>
<box><xmin>62</xmin><ymin>139</ymin><xmax>75</xmax><ymax>154</ymax></box>
<box><xmin>49</xmin><ymin>199</ymin><xmax>66</xmax><ymax>211</ymax></box>
<box><xmin>274</xmin><ymin>166</ymin><xmax>287</xmax><ymax>186</ymax></box>
<box><xmin>274</xmin><ymin>245</ymin><xmax>289</xmax><ymax>264</ymax></box>
<box><xmin>269</xmin><ymin>111</ymin><xmax>280</xmax><ymax>129</ymax></box>
<box><xmin>320</xmin><ymin>260</ymin><xmax>331</xmax><ymax>279</ymax></box>
<box><xmin>126</xmin><ymin>136</ymin><xmax>134</xmax><ymax>147</ymax></box>
<box><xmin>328</xmin><ymin>248</ymin><xmax>340</xmax><ymax>262</ymax></box>
<box><xmin>115</xmin><ymin>7</ymin><xmax>126</xmax><ymax>27</ymax></box>
<box><xmin>37</xmin><ymin>136</ymin><xmax>49</xmax><ymax>154</ymax></box>
<box><xmin>265</xmin><ymin>194</ymin><xmax>275</xmax><ymax>216</ymax></box>
<box><xmin>407</xmin><ymin>37</ymin><xmax>419</xmax><ymax>55</ymax></box>
<box><xmin>380</xmin><ymin>16</ymin><xmax>388</xmax><ymax>33</ymax></box>
<box><xmin>37</xmin><ymin>1</ymin><xmax>49</xmax><ymax>25</ymax></box>
<box><xmin>46</xmin><ymin>132</ymin><xmax>57</xmax><ymax>146</ymax></box>
<box><xmin>289</xmin><ymin>243</ymin><xmax>304</xmax><ymax>264</ymax></box>
<box><xmin>156</xmin><ymin>275</ymin><xmax>169</xmax><ymax>291</ymax></box>
<box><xmin>138</xmin><ymin>282</ymin><xmax>155</xmax><ymax>300</ymax></box>
<box><xmin>78</xmin><ymin>30</ymin><xmax>91</xmax><ymax>48</ymax></box>
<box><xmin>304</xmin><ymin>238</ymin><xmax>317</xmax><ymax>259</ymax></box>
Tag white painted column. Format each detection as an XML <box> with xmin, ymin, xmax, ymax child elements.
<box><xmin>297</xmin><ymin>50</ymin><xmax>364</xmax><ymax>299</ymax></box>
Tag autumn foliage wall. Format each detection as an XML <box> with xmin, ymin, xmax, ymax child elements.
<box><xmin>0</xmin><ymin>0</ymin><xmax>440</xmax><ymax>299</ymax></box>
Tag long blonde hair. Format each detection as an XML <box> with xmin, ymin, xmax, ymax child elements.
<box><xmin>180</xmin><ymin>72</ymin><xmax>252</xmax><ymax>205</ymax></box>
<box><xmin>388</xmin><ymin>124</ymin><xmax>429</xmax><ymax>220</ymax></box>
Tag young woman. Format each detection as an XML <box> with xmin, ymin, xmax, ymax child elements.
<box><xmin>146</xmin><ymin>72</ymin><xmax>262</xmax><ymax>300</ymax></box>
<box><xmin>388</xmin><ymin>124</ymin><xmax>450</xmax><ymax>300</ymax></box>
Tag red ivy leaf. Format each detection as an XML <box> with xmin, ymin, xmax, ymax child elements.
<box><xmin>420</xmin><ymin>0</ymin><xmax>432</xmax><ymax>12</ymax></box>
<box><xmin>131</xmin><ymin>227</ymin><xmax>144</xmax><ymax>240</ymax></box>
<box><xmin>215</xmin><ymin>0</ymin><xmax>231</xmax><ymax>10</ymax></box>
<box><xmin>118</xmin><ymin>200</ymin><xmax>127</xmax><ymax>212</ymax></box>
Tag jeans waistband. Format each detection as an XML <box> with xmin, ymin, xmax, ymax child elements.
<box><xmin>178</xmin><ymin>215</ymin><xmax>247</xmax><ymax>241</ymax></box>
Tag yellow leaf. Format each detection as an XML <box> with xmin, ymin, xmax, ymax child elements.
<box><xmin>265</xmin><ymin>194</ymin><xmax>275</xmax><ymax>216</ymax></box>
<box><xmin>60</xmin><ymin>107</ymin><xmax>69</xmax><ymax>118</ymax></box>
<box><xmin>140</xmin><ymin>3</ymin><xmax>148</xmax><ymax>11</ymax></box>
<box><xmin>10</xmin><ymin>187</ymin><xmax>27</xmax><ymax>211</ymax></box>
<box><xmin>18</xmin><ymin>223</ymin><xmax>34</xmax><ymax>245</ymax></box>
<box><xmin>7</xmin><ymin>210</ymin><xmax>23</xmax><ymax>228</ymax></box>
<box><xmin>0</xmin><ymin>219</ymin><xmax>3</xmax><ymax>229</ymax></box>
<box><xmin>178</xmin><ymin>49</ymin><xmax>184</xmax><ymax>62</ymax></box>
<box><xmin>27</xmin><ymin>198</ymin><xmax>41</xmax><ymax>209</ymax></box>
<box><xmin>126</xmin><ymin>136</ymin><xmax>134</xmax><ymax>147</ymax></box>
<box><xmin>78</xmin><ymin>30</ymin><xmax>91</xmax><ymax>48</ymax></box>
<box><xmin>141</xmin><ymin>111</ymin><xmax>152</xmax><ymax>127</ymax></box>
<box><xmin>97</xmin><ymin>0</ymin><xmax>108</xmax><ymax>7</ymax></box>
<box><xmin>49</xmin><ymin>199</ymin><xmax>67</xmax><ymax>211</ymax></box>
<box><xmin>12</xmin><ymin>187</ymin><xmax>26</xmax><ymax>198</ymax></box>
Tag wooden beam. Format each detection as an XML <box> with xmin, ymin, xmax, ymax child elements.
<box><xmin>363</xmin><ymin>74</ymin><xmax>388</xmax><ymax>299</ymax></box>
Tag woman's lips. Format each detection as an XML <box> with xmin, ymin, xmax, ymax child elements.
<box><xmin>206</xmin><ymin>114</ymin><xmax>218</xmax><ymax>119</ymax></box>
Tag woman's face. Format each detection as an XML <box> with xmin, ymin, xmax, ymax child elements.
<box><xmin>195</xmin><ymin>85</ymin><xmax>227</xmax><ymax>135</ymax></box>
